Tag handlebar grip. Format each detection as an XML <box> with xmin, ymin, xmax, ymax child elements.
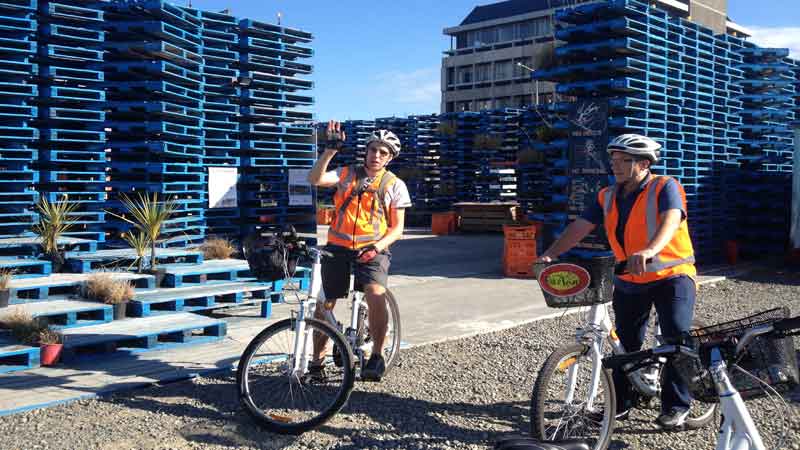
<box><xmin>774</xmin><ymin>316</ymin><xmax>800</xmax><ymax>333</ymax></box>
<box><xmin>602</xmin><ymin>349</ymin><xmax>654</xmax><ymax>371</ymax></box>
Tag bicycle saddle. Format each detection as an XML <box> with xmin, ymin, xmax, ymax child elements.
<box><xmin>494</xmin><ymin>436</ymin><xmax>590</xmax><ymax>450</ymax></box>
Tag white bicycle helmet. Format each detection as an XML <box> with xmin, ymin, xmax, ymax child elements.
<box><xmin>607</xmin><ymin>134</ymin><xmax>661</xmax><ymax>163</ymax></box>
<box><xmin>366</xmin><ymin>129</ymin><xmax>401</xmax><ymax>157</ymax></box>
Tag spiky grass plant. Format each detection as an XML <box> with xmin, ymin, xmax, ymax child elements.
<box><xmin>200</xmin><ymin>237</ymin><xmax>237</xmax><ymax>260</ymax></box>
<box><xmin>0</xmin><ymin>269</ymin><xmax>12</xmax><ymax>290</ymax></box>
<box><xmin>122</xmin><ymin>230</ymin><xmax>150</xmax><ymax>273</ymax></box>
<box><xmin>32</xmin><ymin>196</ymin><xmax>79</xmax><ymax>270</ymax></box>
<box><xmin>85</xmin><ymin>273</ymin><xmax>134</xmax><ymax>305</ymax></box>
<box><xmin>107</xmin><ymin>192</ymin><xmax>177</xmax><ymax>271</ymax></box>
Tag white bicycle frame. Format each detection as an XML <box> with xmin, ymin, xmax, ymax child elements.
<box><xmin>710</xmin><ymin>348</ymin><xmax>766</xmax><ymax>450</ymax></box>
<box><xmin>563</xmin><ymin>303</ymin><xmax>664</xmax><ymax>409</ymax></box>
<box><xmin>290</xmin><ymin>248</ymin><xmax>368</xmax><ymax>375</ymax></box>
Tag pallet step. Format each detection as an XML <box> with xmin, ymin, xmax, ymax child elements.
<box><xmin>0</xmin><ymin>258</ymin><xmax>51</xmax><ymax>278</ymax></box>
<box><xmin>160</xmin><ymin>259</ymin><xmax>252</xmax><ymax>287</ymax></box>
<box><xmin>2</xmin><ymin>273</ymin><xmax>154</xmax><ymax>305</ymax></box>
<box><xmin>129</xmin><ymin>281</ymin><xmax>272</xmax><ymax>317</ymax></box>
<box><xmin>60</xmin><ymin>312</ymin><xmax>226</xmax><ymax>362</ymax></box>
<box><xmin>0</xmin><ymin>235</ymin><xmax>98</xmax><ymax>257</ymax></box>
<box><xmin>66</xmin><ymin>248</ymin><xmax>204</xmax><ymax>273</ymax></box>
<box><xmin>0</xmin><ymin>299</ymin><xmax>112</xmax><ymax>328</ymax></box>
<box><xmin>0</xmin><ymin>338</ymin><xmax>39</xmax><ymax>374</ymax></box>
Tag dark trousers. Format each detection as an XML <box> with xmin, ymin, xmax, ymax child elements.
<box><xmin>612</xmin><ymin>275</ymin><xmax>696</xmax><ymax>413</ymax></box>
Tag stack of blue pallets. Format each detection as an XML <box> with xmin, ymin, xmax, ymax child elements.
<box><xmin>528</xmin><ymin>0</ymin><xmax>799</xmax><ymax>262</ymax></box>
<box><xmin>438</xmin><ymin>111</ymin><xmax>482</xmax><ymax>203</ymax></box>
<box><xmin>406</xmin><ymin>114</ymin><xmax>445</xmax><ymax>224</ymax></box>
<box><xmin>473</xmin><ymin>108</ymin><xmax>521</xmax><ymax>203</ymax></box>
<box><xmin>238</xmin><ymin>19</ymin><xmax>315</xmax><ymax>238</ymax></box>
<box><xmin>103</xmin><ymin>0</ymin><xmax>207</xmax><ymax>246</ymax></box>
<box><xmin>37</xmin><ymin>0</ymin><xmax>107</xmax><ymax>243</ymax></box>
<box><xmin>197</xmin><ymin>9</ymin><xmax>240</xmax><ymax>237</ymax></box>
<box><xmin>0</xmin><ymin>0</ymin><xmax>39</xmax><ymax>238</ymax></box>
<box><xmin>727</xmin><ymin>43</ymin><xmax>796</xmax><ymax>257</ymax></box>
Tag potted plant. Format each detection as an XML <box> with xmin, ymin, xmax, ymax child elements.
<box><xmin>85</xmin><ymin>273</ymin><xmax>135</xmax><ymax>320</ymax></box>
<box><xmin>38</xmin><ymin>327</ymin><xmax>63</xmax><ymax>366</ymax></box>
<box><xmin>199</xmin><ymin>237</ymin><xmax>237</xmax><ymax>260</ymax></box>
<box><xmin>107</xmin><ymin>192</ymin><xmax>177</xmax><ymax>286</ymax></box>
<box><xmin>0</xmin><ymin>269</ymin><xmax>12</xmax><ymax>307</ymax></box>
<box><xmin>32</xmin><ymin>196</ymin><xmax>79</xmax><ymax>273</ymax></box>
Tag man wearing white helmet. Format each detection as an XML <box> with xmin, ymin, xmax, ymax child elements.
<box><xmin>537</xmin><ymin>134</ymin><xmax>697</xmax><ymax>430</ymax></box>
<box><xmin>307</xmin><ymin>120</ymin><xmax>411</xmax><ymax>381</ymax></box>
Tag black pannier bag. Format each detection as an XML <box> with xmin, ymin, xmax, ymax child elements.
<box><xmin>243</xmin><ymin>232</ymin><xmax>298</xmax><ymax>282</ymax></box>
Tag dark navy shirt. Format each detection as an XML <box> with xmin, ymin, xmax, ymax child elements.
<box><xmin>580</xmin><ymin>175</ymin><xmax>686</xmax><ymax>292</ymax></box>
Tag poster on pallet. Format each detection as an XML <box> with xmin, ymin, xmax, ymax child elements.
<box><xmin>288</xmin><ymin>169</ymin><xmax>313</xmax><ymax>206</ymax></box>
<box><xmin>208</xmin><ymin>167</ymin><xmax>238</xmax><ymax>208</ymax></box>
<box><xmin>568</xmin><ymin>99</ymin><xmax>611</xmax><ymax>251</ymax></box>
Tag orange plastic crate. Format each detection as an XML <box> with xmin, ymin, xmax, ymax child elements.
<box><xmin>503</xmin><ymin>238</ymin><xmax>537</xmax><ymax>278</ymax></box>
<box><xmin>431</xmin><ymin>211</ymin><xmax>457</xmax><ymax>235</ymax></box>
<box><xmin>503</xmin><ymin>224</ymin><xmax>536</xmax><ymax>240</ymax></box>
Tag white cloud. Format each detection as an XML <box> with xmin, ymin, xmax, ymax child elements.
<box><xmin>372</xmin><ymin>67</ymin><xmax>441</xmax><ymax>106</ymax></box>
<box><xmin>745</xmin><ymin>26</ymin><xmax>800</xmax><ymax>58</ymax></box>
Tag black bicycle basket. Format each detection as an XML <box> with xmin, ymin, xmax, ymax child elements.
<box><xmin>242</xmin><ymin>232</ymin><xmax>299</xmax><ymax>282</ymax></box>
<box><xmin>537</xmin><ymin>255</ymin><xmax>616</xmax><ymax>308</ymax></box>
<box><xmin>672</xmin><ymin>307</ymin><xmax>800</xmax><ymax>403</ymax></box>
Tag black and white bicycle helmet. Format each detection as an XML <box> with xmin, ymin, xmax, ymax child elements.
<box><xmin>366</xmin><ymin>129</ymin><xmax>401</xmax><ymax>157</ymax></box>
<box><xmin>607</xmin><ymin>134</ymin><xmax>661</xmax><ymax>163</ymax></box>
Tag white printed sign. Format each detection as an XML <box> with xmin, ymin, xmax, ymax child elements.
<box><xmin>208</xmin><ymin>167</ymin><xmax>238</xmax><ymax>208</ymax></box>
<box><xmin>288</xmin><ymin>168</ymin><xmax>312</xmax><ymax>206</ymax></box>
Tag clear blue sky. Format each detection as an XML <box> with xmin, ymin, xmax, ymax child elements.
<box><xmin>188</xmin><ymin>0</ymin><xmax>799</xmax><ymax>121</ymax></box>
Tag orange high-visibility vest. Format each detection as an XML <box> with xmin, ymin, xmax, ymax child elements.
<box><xmin>599</xmin><ymin>175</ymin><xmax>696</xmax><ymax>283</ymax></box>
<box><xmin>328</xmin><ymin>165</ymin><xmax>398</xmax><ymax>250</ymax></box>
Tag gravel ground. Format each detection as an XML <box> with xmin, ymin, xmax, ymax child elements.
<box><xmin>1</xmin><ymin>267</ymin><xmax>800</xmax><ymax>450</ymax></box>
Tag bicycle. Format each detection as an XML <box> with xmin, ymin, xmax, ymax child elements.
<box><xmin>236</xmin><ymin>229</ymin><xmax>402</xmax><ymax>434</ymax></box>
<box><xmin>528</xmin><ymin>254</ymin><xmax>716</xmax><ymax>450</ymax></box>
<box><xmin>603</xmin><ymin>307</ymin><xmax>800</xmax><ymax>450</ymax></box>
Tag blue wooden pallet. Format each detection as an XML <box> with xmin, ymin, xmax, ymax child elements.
<box><xmin>59</xmin><ymin>313</ymin><xmax>226</xmax><ymax>362</ymax></box>
<box><xmin>66</xmin><ymin>247</ymin><xmax>203</xmax><ymax>273</ymax></box>
<box><xmin>0</xmin><ymin>258</ymin><xmax>51</xmax><ymax>277</ymax></box>
<box><xmin>40</xmin><ymin>23</ymin><xmax>104</xmax><ymax>45</ymax></box>
<box><xmin>2</xmin><ymin>273</ymin><xmax>154</xmax><ymax>305</ymax></box>
<box><xmin>43</xmin><ymin>2</ymin><xmax>103</xmax><ymax>23</ymax></box>
<box><xmin>0</xmin><ymin>338</ymin><xmax>39</xmax><ymax>374</ymax></box>
<box><xmin>0</xmin><ymin>299</ymin><xmax>112</xmax><ymax>329</ymax></box>
<box><xmin>160</xmin><ymin>259</ymin><xmax>251</xmax><ymax>288</ymax></box>
<box><xmin>128</xmin><ymin>281</ymin><xmax>272</xmax><ymax>317</ymax></box>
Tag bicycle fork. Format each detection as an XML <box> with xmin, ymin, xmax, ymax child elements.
<box><xmin>711</xmin><ymin>348</ymin><xmax>766</xmax><ymax>450</ymax></box>
<box><xmin>292</xmin><ymin>251</ymin><xmax>325</xmax><ymax>375</ymax></box>
<box><xmin>565</xmin><ymin>305</ymin><xmax>615</xmax><ymax>409</ymax></box>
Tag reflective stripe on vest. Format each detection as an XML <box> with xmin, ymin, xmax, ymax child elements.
<box><xmin>328</xmin><ymin>165</ymin><xmax>396</xmax><ymax>249</ymax></box>
<box><xmin>601</xmin><ymin>176</ymin><xmax>695</xmax><ymax>280</ymax></box>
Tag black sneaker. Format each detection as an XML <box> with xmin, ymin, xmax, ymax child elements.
<box><xmin>304</xmin><ymin>363</ymin><xmax>327</xmax><ymax>384</ymax></box>
<box><xmin>586</xmin><ymin>408</ymin><xmax>629</xmax><ymax>424</ymax></box>
<box><xmin>360</xmin><ymin>354</ymin><xmax>386</xmax><ymax>382</ymax></box>
<box><xmin>655</xmin><ymin>407</ymin><xmax>690</xmax><ymax>430</ymax></box>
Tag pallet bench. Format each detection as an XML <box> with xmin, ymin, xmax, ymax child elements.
<box><xmin>60</xmin><ymin>313</ymin><xmax>226</xmax><ymax>362</ymax></box>
<box><xmin>2</xmin><ymin>273</ymin><xmax>155</xmax><ymax>305</ymax></box>
<box><xmin>0</xmin><ymin>258</ymin><xmax>51</xmax><ymax>278</ymax></box>
<box><xmin>66</xmin><ymin>248</ymin><xmax>204</xmax><ymax>273</ymax></box>
<box><xmin>0</xmin><ymin>299</ymin><xmax>112</xmax><ymax>328</ymax></box>
<box><xmin>128</xmin><ymin>281</ymin><xmax>272</xmax><ymax>317</ymax></box>
<box><xmin>161</xmin><ymin>259</ymin><xmax>251</xmax><ymax>288</ymax></box>
<box><xmin>0</xmin><ymin>339</ymin><xmax>39</xmax><ymax>374</ymax></box>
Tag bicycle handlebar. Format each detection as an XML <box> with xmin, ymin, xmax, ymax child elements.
<box><xmin>604</xmin><ymin>314</ymin><xmax>800</xmax><ymax>372</ymax></box>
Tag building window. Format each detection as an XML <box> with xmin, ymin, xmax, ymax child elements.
<box><xmin>495</xmin><ymin>97</ymin><xmax>512</xmax><ymax>109</ymax></box>
<box><xmin>456</xmin><ymin>33</ymin><xmax>467</xmax><ymax>49</ymax></box>
<box><xmin>494</xmin><ymin>60</ymin><xmax>512</xmax><ymax>80</ymax></box>
<box><xmin>476</xmin><ymin>98</ymin><xmax>492</xmax><ymax>111</ymax></box>
<box><xmin>457</xmin><ymin>101</ymin><xmax>472</xmax><ymax>112</ymax></box>
<box><xmin>447</xmin><ymin>67</ymin><xmax>455</xmax><ymax>85</ymax></box>
<box><xmin>446</xmin><ymin>101</ymin><xmax>455</xmax><ymax>113</ymax></box>
<box><xmin>457</xmin><ymin>66</ymin><xmax>473</xmax><ymax>84</ymax></box>
<box><xmin>475</xmin><ymin>63</ymin><xmax>491</xmax><ymax>82</ymax></box>
<box><xmin>513</xmin><ymin>57</ymin><xmax>532</xmax><ymax>78</ymax></box>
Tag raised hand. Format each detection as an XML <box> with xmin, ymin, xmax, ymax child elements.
<box><xmin>325</xmin><ymin>120</ymin><xmax>346</xmax><ymax>151</ymax></box>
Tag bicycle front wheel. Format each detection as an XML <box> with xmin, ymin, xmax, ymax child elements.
<box><xmin>237</xmin><ymin>317</ymin><xmax>355</xmax><ymax>434</ymax></box>
<box><xmin>530</xmin><ymin>343</ymin><xmax>615</xmax><ymax>450</ymax></box>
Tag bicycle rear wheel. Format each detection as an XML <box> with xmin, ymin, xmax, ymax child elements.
<box><xmin>530</xmin><ymin>343</ymin><xmax>615</xmax><ymax>450</ymax></box>
<box><xmin>359</xmin><ymin>289</ymin><xmax>402</xmax><ymax>374</ymax></box>
<box><xmin>237</xmin><ymin>317</ymin><xmax>355</xmax><ymax>434</ymax></box>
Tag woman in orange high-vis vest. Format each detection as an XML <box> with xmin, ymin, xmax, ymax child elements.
<box><xmin>307</xmin><ymin>120</ymin><xmax>412</xmax><ymax>381</ymax></box>
<box><xmin>537</xmin><ymin>134</ymin><xmax>697</xmax><ymax>430</ymax></box>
